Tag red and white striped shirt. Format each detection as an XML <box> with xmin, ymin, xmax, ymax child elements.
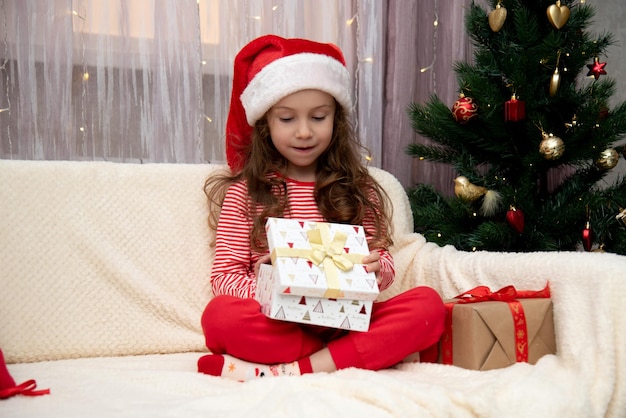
<box><xmin>211</xmin><ymin>177</ymin><xmax>395</xmax><ymax>299</ymax></box>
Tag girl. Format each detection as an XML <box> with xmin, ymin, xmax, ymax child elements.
<box><xmin>198</xmin><ymin>35</ymin><xmax>445</xmax><ymax>381</ymax></box>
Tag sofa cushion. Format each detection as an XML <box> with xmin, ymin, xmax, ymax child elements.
<box><xmin>0</xmin><ymin>161</ymin><xmax>414</xmax><ymax>363</ymax></box>
<box><xmin>0</xmin><ymin>161</ymin><xmax>219</xmax><ymax>363</ymax></box>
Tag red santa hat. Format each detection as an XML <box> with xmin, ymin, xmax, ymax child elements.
<box><xmin>225</xmin><ymin>34</ymin><xmax>352</xmax><ymax>172</ymax></box>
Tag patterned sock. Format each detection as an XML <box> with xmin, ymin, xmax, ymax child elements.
<box><xmin>198</xmin><ymin>353</ymin><xmax>310</xmax><ymax>382</ymax></box>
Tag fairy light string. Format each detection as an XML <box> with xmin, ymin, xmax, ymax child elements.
<box><xmin>420</xmin><ymin>0</ymin><xmax>439</xmax><ymax>95</ymax></box>
<box><xmin>346</xmin><ymin>2</ymin><xmax>374</xmax><ymax>162</ymax></box>
<box><xmin>72</xmin><ymin>0</ymin><xmax>87</xmax><ymax>157</ymax></box>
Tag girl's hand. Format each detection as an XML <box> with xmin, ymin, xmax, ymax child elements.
<box><xmin>362</xmin><ymin>250</ymin><xmax>382</xmax><ymax>286</ymax></box>
<box><xmin>254</xmin><ymin>254</ymin><xmax>272</xmax><ymax>277</ymax></box>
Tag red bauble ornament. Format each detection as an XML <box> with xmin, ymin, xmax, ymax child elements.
<box><xmin>582</xmin><ymin>221</ymin><xmax>592</xmax><ymax>251</ymax></box>
<box><xmin>504</xmin><ymin>95</ymin><xmax>526</xmax><ymax>122</ymax></box>
<box><xmin>506</xmin><ymin>205</ymin><xmax>525</xmax><ymax>234</ymax></box>
<box><xmin>598</xmin><ymin>106</ymin><xmax>609</xmax><ymax>121</ymax></box>
<box><xmin>586</xmin><ymin>57</ymin><xmax>607</xmax><ymax>80</ymax></box>
<box><xmin>451</xmin><ymin>93</ymin><xmax>478</xmax><ymax>124</ymax></box>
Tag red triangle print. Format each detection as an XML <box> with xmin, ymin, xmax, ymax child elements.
<box><xmin>344</xmin><ymin>247</ymin><xmax>350</xmax><ymax>253</ymax></box>
<box><xmin>299</xmin><ymin>296</ymin><xmax>306</xmax><ymax>305</ymax></box>
<box><xmin>362</xmin><ymin>265</ymin><xmax>368</xmax><ymax>273</ymax></box>
<box><xmin>288</xmin><ymin>242</ymin><xmax>294</xmax><ymax>248</ymax></box>
<box><xmin>283</xmin><ymin>287</ymin><xmax>291</xmax><ymax>294</ymax></box>
<box><xmin>299</xmin><ymin>221</ymin><xmax>305</xmax><ymax>228</ymax></box>
<box><xmin>307</xmin><ymin>260</ymin><xmax>313</xmax><ymax>269</ymax></box>
<box><xmin>353</xmin><ymin>226</ymin><xmax>359</xmax><ymax>233</ymax></box>
<box><xmin>359</xmin><ymin>304</ymin><xmax>367</xmax><ymax>314</ymax></box>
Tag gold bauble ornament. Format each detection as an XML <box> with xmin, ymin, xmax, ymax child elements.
<box><xmin>595</xmin><ymin>148</ymin><xmax>619</xmax><ymax>170</ymax></box>
<box><xmin>454</xmin><ymin>176</ymin><xmax>487</xmax><ymax>203</ymax></box>
<box><xmin>547</xmin><ymin>0</ymin><xmax>570</xmax><ymax>30</ymax></box>
<box><xmin>488</xmin><ymin>1</ymin><xmax>507</xmax><ymax>32</ymax></box>
<box><xmin>539</xmin><ymin>132</ymin><xmax>565</xmax><ymax>160</ymax></box>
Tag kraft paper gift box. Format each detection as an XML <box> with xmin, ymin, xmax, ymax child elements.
<box><xmin>440</xmin><ymin>284</ymin><xmax>556</xmax><ymax>371</ymax></box>
<box><xmin>254</xmin><ymin>218</ymin><xmax>379</xmax><ymax>332</ymax></box>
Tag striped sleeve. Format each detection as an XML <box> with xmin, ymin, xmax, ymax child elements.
<box><xmin>377</xmin><ymin>250</ymin><xmax>395</xmax><ymax>292</ymax></box>
<box><xmin>210</xmin><ymin>181</ymin><xmax>259</xmax><ymax>299</ymax></box>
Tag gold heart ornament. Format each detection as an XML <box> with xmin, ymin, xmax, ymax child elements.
<box><xmin>547</xmin><ymin>1</ymin><xmax>570</xmax><ymax>30</ymax></box>
<box><xmin>488</xmin><ymin>2</ymin><xmax>507</xmax><ymax>33</ymax></box>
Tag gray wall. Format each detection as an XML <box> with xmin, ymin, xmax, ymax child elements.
<box><xmin>592</xmin><ymin>0</ymin><xmax>626</xmax><ymax>184</ymax></box>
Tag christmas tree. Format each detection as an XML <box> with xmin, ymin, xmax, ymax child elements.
<box><xmin>406</xmin><ymin>0</ymin><xmax>626</xmax><ymax>255</ymax></box>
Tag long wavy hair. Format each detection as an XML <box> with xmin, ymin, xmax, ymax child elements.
<box><xmin>204</xmin><ymin>102</ymin><xmax>393</xmax><ymax>252</ymax></box>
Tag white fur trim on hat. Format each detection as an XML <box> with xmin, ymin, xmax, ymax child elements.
<box><xmin>240</xmin><ymin>53</ymin><xmax>352</xmax><ymax>126</ymax></box>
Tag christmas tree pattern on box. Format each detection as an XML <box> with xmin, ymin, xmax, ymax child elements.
<box><xmin>254</xmin><ymin>218</ymin><xmax>380</xmax><ymax>331</ymax></box>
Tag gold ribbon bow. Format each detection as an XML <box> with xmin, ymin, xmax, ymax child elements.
<box><xmin>270</xmin><ymin>223</ymin><xmax>366</xmax><ymax>298</ymax></box>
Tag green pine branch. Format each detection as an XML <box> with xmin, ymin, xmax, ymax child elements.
<box><xmin>406</xmin><ymin>0</ymin><xmax>626</xmax><ymax>255</ymax></box>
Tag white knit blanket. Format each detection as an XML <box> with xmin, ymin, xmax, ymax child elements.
<box><xmin>1</xmin><ymin>160</ymin><xmax>625</xmax><ymax>418</ymax></box>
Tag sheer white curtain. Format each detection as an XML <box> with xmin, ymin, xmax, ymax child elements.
<box><xmin>383</xmin><ymin>0</ymin><xmax>473</xmax><ymax>190</ymax></box>
<box><xmin>0</xmin><ymin>0</ymin><xmax>385</xmax><ymax>166</ymax></box>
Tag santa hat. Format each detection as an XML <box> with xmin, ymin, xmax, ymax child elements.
<box><xmin>225</xmin><ymin>34</ymin><xmax>352</xmax><ymax>172</ymax></box>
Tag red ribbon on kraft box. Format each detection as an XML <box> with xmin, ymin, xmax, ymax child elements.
<box><xmin>441</xmin><ymin>283</ymin><xmax>551</xmax><ymax>366</ymax></box>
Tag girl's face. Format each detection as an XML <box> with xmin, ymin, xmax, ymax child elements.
<box><xmin>267</xmin><ymin>89</ymin><xmax>336</xmax><ymax>182</ymax></box>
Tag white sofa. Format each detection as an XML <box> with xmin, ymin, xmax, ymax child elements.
<box><xmin>1</xmin><ymin>159</ymin><xmax>625</xmax><ymax>418</ymax></box>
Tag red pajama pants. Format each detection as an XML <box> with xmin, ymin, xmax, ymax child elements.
<box><xmin>201</xmin><ymin>286</ymin><xmax>445</xmax><ymax>370</ymax></box>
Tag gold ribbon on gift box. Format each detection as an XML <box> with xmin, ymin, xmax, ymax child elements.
<box><xmin>270</xmin><ymin>222</ymin><xmax>367</xmax><ymax>299</ymax></box>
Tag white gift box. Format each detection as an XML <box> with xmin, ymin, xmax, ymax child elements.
<box><xmin>254</xmin><ymin>218</ymin><xmax>379</xmax><ymax>332</ymax></box>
